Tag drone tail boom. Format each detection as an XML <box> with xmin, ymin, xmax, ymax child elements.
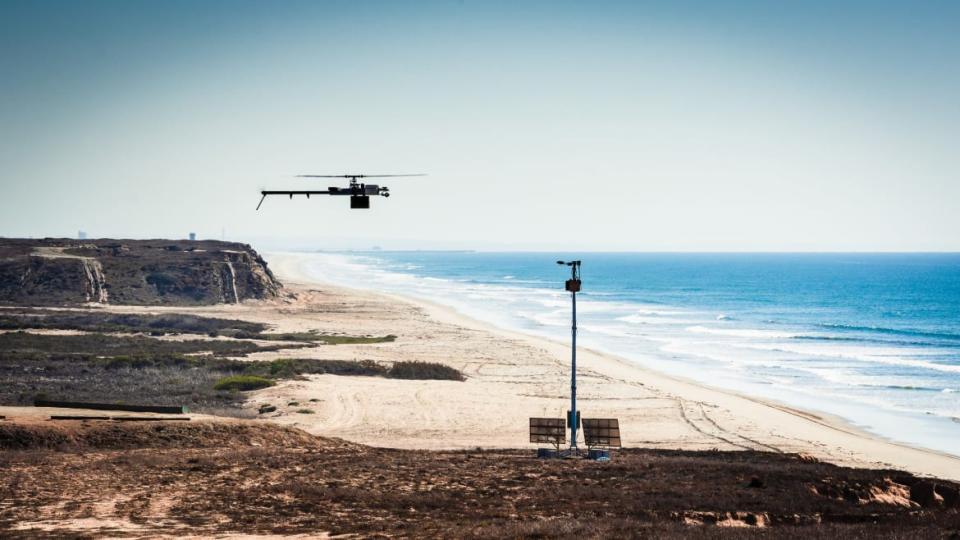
<box><xmin>256</xmin><ymin>190</ymin><xmax>332</xmax><ymax>210</ymax></box>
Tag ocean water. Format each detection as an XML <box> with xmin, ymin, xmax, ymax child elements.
<box><xmin>298</xmin><ymin>251</ymin><xmax>960</xmax><ymax>455</ymax></box>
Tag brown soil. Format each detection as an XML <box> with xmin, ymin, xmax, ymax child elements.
<box><xmin>1</xmin><ymin>420</ymin><xmax>958</xmax><ymax>538</ymax></box>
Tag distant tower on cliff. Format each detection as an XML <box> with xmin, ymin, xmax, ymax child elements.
<box><xmin>78</xmin><ymin>230</ymin><xmax>87</xmax><ymax>240</ymax></box>
<box><xmin>189</xmin><ymin>232</ymin><xmax>196</xmax><ymax>241</ymax></box>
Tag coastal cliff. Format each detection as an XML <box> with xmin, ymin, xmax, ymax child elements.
<box><xmin>0</xmin><ymin>238</ymin><xmax>282</xmax><ymax>306</ymax></box>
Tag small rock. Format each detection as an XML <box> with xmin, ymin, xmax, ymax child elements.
<box><xmin>910</xmin><ymin>481</ymin><xmax>944</xmax><ymax>508</ymax></box>
<box><xmin>258</xmin><ymin>404</ymin><xmax>277</xmax><ymax>414</ymax></box>
<box><xmin>935</xmin><ymin>484</ymin><xmax>960</xmax><ymax>508</ymax></box>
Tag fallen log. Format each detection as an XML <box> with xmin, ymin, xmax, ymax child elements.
<box><xmin>112</xmin><ymin>417</ymin><xmax>191</xmax><ymax>422</ymax></box>
<box><xmin>35</xmin><ymin>399</ymin><xmax>187</xmax><ymax>414</ymax></box>
<box><xmin>49</xmin><ymin>415</ymin><xmax>191</xmax><ymax>422</ymax></box>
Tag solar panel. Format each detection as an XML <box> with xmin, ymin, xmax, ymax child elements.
<box><xmin>529</xmin><ymin>417</ymin><xmax>566</xmax><ymax>446</ymax></box>
<box><xmin>582</xmin><ymin>418</ymin><xmax>621</xmax><ymax>448</ymax></box>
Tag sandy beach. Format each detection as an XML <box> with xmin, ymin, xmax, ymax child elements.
<box><xmin>230</xmin><ymin>252</ymin><xmax>957</xmax><ymax>481</ymax></box>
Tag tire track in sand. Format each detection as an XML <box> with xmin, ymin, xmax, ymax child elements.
<box><xmin>677</xmin><ymin>398</ymin><xmax>782</xmax><ymax>452</ymax></box>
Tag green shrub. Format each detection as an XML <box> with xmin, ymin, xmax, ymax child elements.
<box><xmin>386</xmin><ymin>361</ymin><xmax>464</xmax><ymax>381</ymax></box>
<box><xmin>315</xmin><ymin>334</ymin><xmax>397</xmax><ymax>345</ymax></box>
<box><xmin>248</xmin><ymin>358</ymin><xmax>464</xmax><ymax>381</ymax></box>
<box><xmin>213</xmin><ymin>375</ymin><xmax>274</xmax><ymax>392</ymax></box>
<box><xmin>254</xmin><ymin>332</ymin><xmax>396</xmax><ymax>344</ymax></box>
<box><xmin>0</xmin><ymin>310</ymin><xmax>267</xmax><ymax>337</ymax></box>
<box><xmin>296</xmin><ymin>409</ymin><xmax>315</xmax><ymax>414</ymax></box>
<box><xmin>145</xmin><ymin>272</ymin><xmax>178</xmax><ymax>295</ymax></box>
<box><xmin>255</xmin><ymin>358</ymin><xmax>388</xmax><ymax>378</ymax></box>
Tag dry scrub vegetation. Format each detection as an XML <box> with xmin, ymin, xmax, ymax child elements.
<box><xmin>0</xmin><ymin>311</ymin><xmax>462</xmax><ymax>413</ymax></box>
<box><xmin>0</xmin><ymin>308</ymin><xmax>395</xmax><ymax>343</ymax></box>
<box><xmin>0</xmin><ymin>421</ymin><xmax>958</xmax><ymax>538</ymax></box>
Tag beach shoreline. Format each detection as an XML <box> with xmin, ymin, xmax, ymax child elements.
<box><xmin>260</xmin><ymin>251</ymin><xmax>960</xmax><ymax>481</ymax></box>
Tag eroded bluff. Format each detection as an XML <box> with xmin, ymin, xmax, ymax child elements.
<box><xmin>0</xmin><ymin>238</ymin><xmax>282</xmax><ymax>306</ymax></box>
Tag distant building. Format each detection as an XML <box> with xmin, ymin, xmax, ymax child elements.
<box><xmin>189</xmin><ymin>232</ymin><xmax>196</xmax><ymax>241</ymax></box>
<box><xmin>78</xmin><ymin>231</ymin><xmax>87</xmax><ymax>240</ymax></box>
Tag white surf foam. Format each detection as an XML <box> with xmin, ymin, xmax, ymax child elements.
<box><xmin>685</xmin><ymin>325</ymin><xmax>801</xmax><ymax>339</ymax></box>
<box><xmin>619</xmin><ymin>314</ymin><xmax>707</xmax><ymax>325</ymax></box>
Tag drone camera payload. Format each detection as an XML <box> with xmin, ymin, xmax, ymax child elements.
<box><xmin>351</xmin><ymin>195</ymin><xmax>370</xmax><ymax>209</ymax></box>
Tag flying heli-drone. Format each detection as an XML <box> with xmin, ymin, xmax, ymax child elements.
<box><xmin>256</xmin><ymin>173</ymin><xmax>425</xmax><ymax>210</ymax></box>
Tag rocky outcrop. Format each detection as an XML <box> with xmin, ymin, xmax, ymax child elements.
<box><xmin>0</xmin><ymin>238</ymin><xmax>282</xmax><ymax>306</ymax></box>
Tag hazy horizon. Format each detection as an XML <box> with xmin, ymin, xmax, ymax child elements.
<box><xmin>2</xmin><ymin>1</ymin><xmax>958</xmax><ymax>251</ymax></box>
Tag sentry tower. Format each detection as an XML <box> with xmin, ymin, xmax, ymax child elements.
<box><xmin>556</xmin><ymin>259</ymin><xmax>581</xmax><ymax>452</ymax></box>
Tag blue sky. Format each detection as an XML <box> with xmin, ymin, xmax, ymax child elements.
<box><xmin>1</xmin><ymin>1</ymin><xmax>958</xmax><ymax>250</ymax></box>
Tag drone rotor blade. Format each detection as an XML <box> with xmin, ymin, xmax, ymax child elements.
<box><xmin>256</xmin><ymin>193</ymin><xmax>267</xmax><ymax>211</ymax></box>
<box><xmin>296</xmin><ymin>173</ymin><xmax>426</xmax><ymax>178</ymax></box>
<box><xmin>356</xmin><ymin>174</ymin><xmax>427</xmax><ymax>178</ymax></box>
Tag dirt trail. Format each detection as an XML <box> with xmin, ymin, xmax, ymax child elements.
<box><xmin>224</xmin><ymin>260</ymin><xmax>240</xmax><ymax>304</ymax></box>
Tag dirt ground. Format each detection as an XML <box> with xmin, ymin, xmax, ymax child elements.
<box><xmin>1</xmin><ymin>420</ymin><xmax>958</xmax><ymax>538</ymax></box>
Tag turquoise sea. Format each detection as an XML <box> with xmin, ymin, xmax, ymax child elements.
<box><xmin>299</xmin><ymin>252</ymin><xmax>960</xmax><ymax>455</ymax></box>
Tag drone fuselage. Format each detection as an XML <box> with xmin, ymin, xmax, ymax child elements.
<box><xmin>331</xmin><ymin>183</ymin><xmax>387</xmax><ymax>208</ymax></box>
<box><xmin>328</xmin><ymin>183</ymin><xmax>382</xmax><ymax>196</ymax></box>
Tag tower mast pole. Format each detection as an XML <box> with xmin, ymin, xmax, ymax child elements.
<box><xmin>557</xmin><ymin>260</ymin><xmax>581</xmax><ymax>453</ymax></box>
<box><xmin>570</xmin><ymin>272</ymin><xmax>578</xmax><ymax>451</ymax></box>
